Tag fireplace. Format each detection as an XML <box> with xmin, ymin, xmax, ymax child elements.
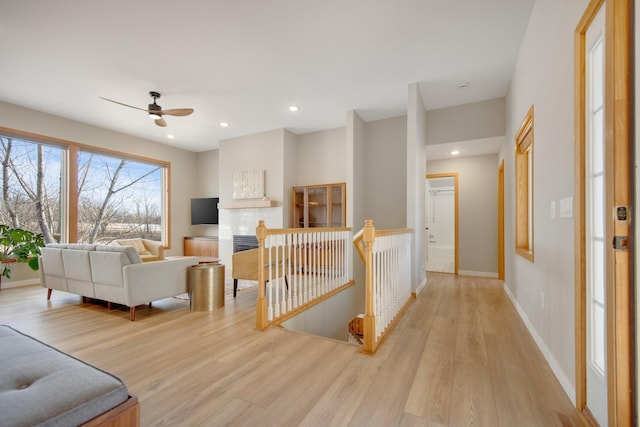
<box><xmin>233</xmin><ymin>235</ymin><xmax>258</xmax><ymax>253</ymax></box>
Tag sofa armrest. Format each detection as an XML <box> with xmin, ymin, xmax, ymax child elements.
<box><xmin>123</xmin><ymin>256</ymin><xmax>198</xmax><ymax>307</ymax></box>
<box><xmin>141</xmin><ymin>239</ymin><xmax>164</xmax><ymax>259</ymax></box>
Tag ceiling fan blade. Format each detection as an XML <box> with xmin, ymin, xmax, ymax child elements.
<box><xmin>155</xmin><ymin>117</ymin><xmax>167</xmax><ymax>127</ymax></box>
<box><xmin>160</xmin><ymin>108</ymin><xmax>194</xmax><ymax>117</ymax></box>
<box><xmin>100</xmin><ymin>97</ymin><xmax>150</xmax><ymax>113</ymax></box>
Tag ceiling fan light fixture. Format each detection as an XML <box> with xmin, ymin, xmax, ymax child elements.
<box><xmin>149</xmin><ymin>112</ymin><xmax>161</xmax><ymax>120</ymax></box>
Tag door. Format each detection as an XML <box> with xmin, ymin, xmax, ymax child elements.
<box><xmin>584</xmin><ymin>5</ymin><xmax>607</xmax><ymax>423</ymax></box>
<box><xmin>575</xmin><ymin>0</ymin><xmax>633</xmax><ymax>425</ymax></box>
<box><xmin>426</xmin><ymin>174</ymin><xmax>458</xmax><ymax>274</ymax></box>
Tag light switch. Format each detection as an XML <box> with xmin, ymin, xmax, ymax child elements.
<box><xmin>560</xmin><ymin>197</ymin><xmax>573</xmax><ymax>218</ymax></box>
<box><xmin>550</xmin><ymin>201</ymin><xmax>556</xmax><ymax>219</ymax></box>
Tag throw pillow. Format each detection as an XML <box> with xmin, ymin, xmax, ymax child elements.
<box><xmin>119</xmin><ymin>239</ymin><xmax>151</xmax><ymax>256</ymax></box>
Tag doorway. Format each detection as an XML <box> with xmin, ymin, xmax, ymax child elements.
<box><xmin>574</xmin><ymin>0</ymin><xmax>633</xmax><ymax>425</ymax></box>
<box><xmin>426</xmin><ymin>174</ymin><xmax>458</xmax><ymax>274</ymax></box>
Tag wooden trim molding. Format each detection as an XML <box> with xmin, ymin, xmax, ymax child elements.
<box><xmin>604</xmin><ymin>0</ymin><xmax>632</xmax><ymax>424</ymax></box>
<box><xmin>515</xmin><ymin>106</ymin><xmax>534</xmax><ymax>262</ymax></box>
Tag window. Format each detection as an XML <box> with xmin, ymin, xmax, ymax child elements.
<box><xmin>77</xmin><ymin>150</ymin><xmax>164</xmax><ymax>244</ymax></box>
<box><xmin>0</xmin><ymin>136</ymin><xmax>65</xmax><ymax>242</ymax></box>
<box><xmin>0</xmin><ymin>129</ymin><xmax>169</xmax><ymax>246</ymax></box>
<box><xmin>515</xmin><ymin>106</ymin><xmax>534</xmax><ymax>261</ymax></box>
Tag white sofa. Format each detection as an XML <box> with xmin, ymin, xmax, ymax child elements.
<box><xmin>39</xmin><ymin>243</ymin><xmax>198</xmax><ymax>320</ymax></box>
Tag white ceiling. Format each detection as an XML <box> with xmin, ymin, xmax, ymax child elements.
<box><xmin>0</xmin><ymin>1</ymin><xmax>535</xmax><ymax>153</ymax></box>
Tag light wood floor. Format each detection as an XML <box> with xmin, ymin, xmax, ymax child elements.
<box><xmin>0</xmin><ymin>273</ymin><xmax>583</xmax><ymax>426</ymax></box>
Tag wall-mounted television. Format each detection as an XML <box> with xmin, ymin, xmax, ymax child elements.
<box><xmin>191</xmin><ymin>197</ymin><xmax>219</xmax><ymax>225</ymax></box>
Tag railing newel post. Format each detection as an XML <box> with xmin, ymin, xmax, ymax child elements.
<box><xmin>256</xmin><ymin>220</ymin><xmax>268</xmax><ymax>330</ymax></box>
<box><xmin>362</xmin><ymin>218</ymin><xmax>376</xmax><ymax>353</ymax></box>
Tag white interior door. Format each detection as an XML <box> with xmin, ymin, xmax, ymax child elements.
<box><xmin>426</xmin><ymin>176</ymin><xmax>455</xmax><ymax>274</ymax></box>
<box><xmin>585</xmin><ymin>4</ymin><xmax>607</xmax><ymax>425</ymax></box>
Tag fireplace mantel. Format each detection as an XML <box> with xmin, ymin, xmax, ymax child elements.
<box><xmin>218</xmin><ymin>199</ymin><xmax>277</xmax><ymax>209</ymax></box>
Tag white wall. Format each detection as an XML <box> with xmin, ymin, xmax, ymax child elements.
<box><xmin>504</xmin><ymin>0</ymin><xmax>589</xmax><ymax>402</ymax></box>
<box><xmin>426</xmin><ymin>97</ymin><xmax>505</xmax><ymax>145</ymax></box>
<box><xmin>427</xmin><ymin>153</ymin><xmax>500</xmax><ymax>276</ymax></box>
<box><xmin>296</xmin><ymin>127</ymin><xmax>347</xmax><ymax>186</ymax></box>
<box><xmin>217</xmin><ymin>129</ymin><xmax>287</xmax><ymax>270</ymax></box>
<box><xmin>218</xmin><ymin>128</ymin><xmax>286</xmax><ymax>205</ymax></box>
<box><xmin>0</xmin><ymin>101</ymin><xmax>198</xmax><ymax>265</ymax></box>
<box><xmin>365</xmin><ymin>116</ymin><xmax>407</xmax><ymax>229</ymax></box>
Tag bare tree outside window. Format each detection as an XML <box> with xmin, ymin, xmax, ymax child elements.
<box><xmin>0</xmin><ymin>134</ymin><xmax>165</xmax><ymax>245</ymax></box>
<box><xmin>0</xmin><ymin>136</ymin><xmax>63</xmax><ymax>243</ymax></box>
<box><xmin>76</xmin><ymin>151</ymin><xmax>162</xmax><ymax>244</ymax></box>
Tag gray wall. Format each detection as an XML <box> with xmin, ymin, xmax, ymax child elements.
<box><xmin>407</xmin><ymin>83</ymin><xmax>427</xmax><ymax>292</ymax></box>
<box><xmin>504</xmin><ymin>0</ymin><xmax>589</xmax><ymax>402</ymax></box>
<box><xmin>426</xmin><ymin>97</ymin><xmax>505</xmax><ymax>145</ymax></box>
<box><xmin>427</xmin><ymin>154</ymin><xmax>499</xmax><ymax>276</ymax></box>
<box><xmin>193</xmin><ymin>149</ymin><xmax>220</xmax><ymax>237</ymax></box>
<box><xmin>296</xmin><ymin>127</ymin><xmax>347</xmax><ymax>186</ymax></box>
<box><xmin>364</xmin><ymin>115</ymin><xmax>407</xmax><ymax>229</ymax></box>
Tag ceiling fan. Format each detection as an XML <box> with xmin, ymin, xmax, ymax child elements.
<box><xmin>100</xmin><ymin>91</ymin><xmax>194</xmax><ymax>127</ymax></box>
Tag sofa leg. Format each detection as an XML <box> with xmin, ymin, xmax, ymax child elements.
<box><xmin>234</xmin><ymin>279</ymin><xmax>238</xmax><ymax>298</ymax></box>
<box><xmin>130</xmin><ymin>307</ymin><xmax>136</xmax><ymax>321</ymax></box>
<box><xmin>47</xmin><ymin>288</ymin><xmax>52</xmax><ymax>300</ymax></box>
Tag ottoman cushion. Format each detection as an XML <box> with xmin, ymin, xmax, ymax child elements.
<box><xmin>0</xmin><ymin>325</ymin><xmax>129</xmax><ymax>427</ymax></box>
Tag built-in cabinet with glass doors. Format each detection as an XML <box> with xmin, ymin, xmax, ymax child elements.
<box><xmin>292</xmin><ymin>183</ymin><xmax>346</xmax><ymax>228</ymax></box>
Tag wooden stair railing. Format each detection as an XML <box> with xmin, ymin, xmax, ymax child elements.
<box><xmin>255</xmin><ymin>221</ymin><xmax>354</xmax><ymax>330</ymax></box>
<box><xmin>353</xmin><ymin>219</ymin><xmax>414</xmax><ymax>354</ymax></box>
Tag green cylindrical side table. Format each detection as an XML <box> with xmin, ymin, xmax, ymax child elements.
<box><xmin>188</xmin><ymin>262</ymin><xmax>225</xmax><ymax>311</ymax></box>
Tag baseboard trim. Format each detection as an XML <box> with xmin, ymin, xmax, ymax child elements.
<box><xmin>1</xmin><ymin>278</ymin><xmax>40</xmax><ymax>289</ymax></box>
<box><xmin>503</xmin><ymin>283</ymin><xmax>576</xmax><ymax>406</ymax></box>
<box><xmin>414</xmin><ymin>275</ymin><xmax>427</xmax><ymax>296</ymax></box>
<box><xmin>458</xmin><ymin>270</ymin><xmax>498</xmax><ymax>278</ymax></box>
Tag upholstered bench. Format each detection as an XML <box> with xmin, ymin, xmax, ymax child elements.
<box><xmin>0</xmin><ymin>325</ymin><xmax>139</xmax><ymax>426</ymax></box>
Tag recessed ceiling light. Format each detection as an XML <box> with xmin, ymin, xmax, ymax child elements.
<box><xmin>450</xmin><ymin>150</ymin><xmax>461</xmax><ymax>155</ymax></box>
<box><xmin>288</xmin><ymin>105</ymin><xmax>299</xmax><ymax>112</ymax></box>
<box><xmin>220</xmin><ymin>122</ymin><xmax>229</xmax><ymax>128</ymax></box>
<box><xmin>167</xmin><ymin>134</ymin><xmax>175</xmax><ymax>139</ymax></box>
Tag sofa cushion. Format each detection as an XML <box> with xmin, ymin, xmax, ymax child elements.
<box><xmin>0</xmin><ymin>325</ymin><xmax>129</xmax><ymax>427</ymax></box>
<box><xmin>62</xmin><ymin>249</ymin><xmax>95</xmax><ymax>297</ymax></box>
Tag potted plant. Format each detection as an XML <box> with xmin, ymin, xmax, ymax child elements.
<box><xmin>0</xmin><ymin>225</ymin><xmax>45</xmax><ymax>279</ymax></box>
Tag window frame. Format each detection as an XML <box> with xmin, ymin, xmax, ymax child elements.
<box><xmin>0</xmin><ymin>127</ymin><xmax>171</xmax><ymax>248</ymax></box>
<box><xmin>515</xmin><ymin>106</ymin><xmax>534</xmax><ymax>262</ymax></box>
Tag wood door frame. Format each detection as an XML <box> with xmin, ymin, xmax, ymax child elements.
<box><xmin>498</xmin><ymin>160</ymin><xmax>505</xmax><ymax>280</ymax></box>
<box><xmin>574</xmin><ymin>0</ymin><xmax>633</xmax><ymax>424</ymax></box>
<box><xmin>426</xmin><ymin>173</ymin><xmax>458</xmax><ymax>275</ymax></box>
